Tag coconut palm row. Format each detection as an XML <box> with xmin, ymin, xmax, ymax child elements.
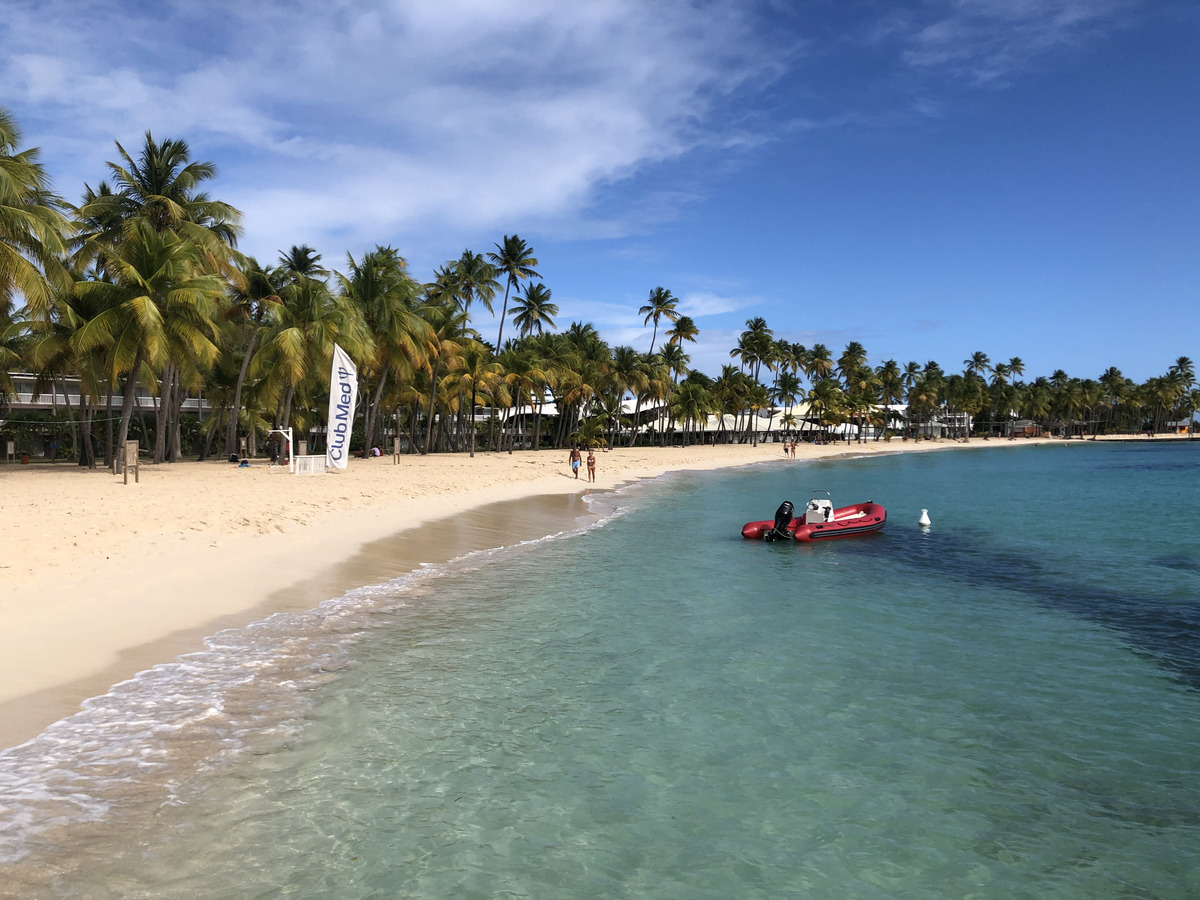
<box><xmin>2</xmin><ymin>109</ymin><xmax>1196</xmax><ymax>467</ymax></box>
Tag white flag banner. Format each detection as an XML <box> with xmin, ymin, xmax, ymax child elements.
<box><xmin>326</xmin><ymin>343</ymin><xmax>358</xmax><ymax>470</ymax></box>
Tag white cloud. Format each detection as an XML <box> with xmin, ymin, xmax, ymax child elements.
<box><xmin>679</xmin><ymin>291</ymin><xmax>760</xmax><ymax>318</ymax></box>
<box><xmin>882</xmin><ymin>0</ymin><xmax>1134</xmax><ymax>87</ymax></box>
<box><xmin>1</xmin><ymin>0</ymin><xmax>778</xmax><ymax>259</ymax></box>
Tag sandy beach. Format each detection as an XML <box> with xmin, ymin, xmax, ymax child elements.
<box><xmin>0</xmin><ymin>436</ymin><xmax>1059</xmax><ymax>749</ymax></box>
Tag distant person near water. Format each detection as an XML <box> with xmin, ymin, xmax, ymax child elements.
<box><xmin>569</xmin><ymin>446</ymin><xmax>581</xmax><ymax>479</ymax></box>
<box><xmin>586</xmin><ymin>449</ymin><xmax>596</xmax><ymax>482</ymax></box>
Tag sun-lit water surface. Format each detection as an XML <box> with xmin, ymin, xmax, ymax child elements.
<box><xmin>2</xmin><ymin>441</ymin><xmax>1198</xmax><ymax>898</ymax></box>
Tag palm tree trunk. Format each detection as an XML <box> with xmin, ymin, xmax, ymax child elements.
<box><xmin>78</xmin><ymin>389</ymin><xmax>96</xmax><ymax>469</ymax></box>
<box><xmin>226</xmin><ymin>321</ymin><xmax>261</xmax><ymax>456</ymax></box>
<box><xmin>628</xmin><ymin>396</ymin><xmax>644</xmax><ymax>447</ymax></box>
<box><xmin>115</xmin><ymin>345</ymin><xmax>146</xmax><ymax>475</ymax></box>
<box><xmin>469</xmin><ymin>386</ymin><xmax>479</xmax><ymax>458</ymax></box>
<box><xmin>424</xmin><ymin>359</ymin><xmax>442</xmax><ymax>455</ymax></box>
<box><xmin>154</xmin><ymin>362</ymin><xmax>173</xmax><ymax>463</ymax></box>
<box><xmin>171</xmin><ymin>377</ymin><xmax>186</xmax><ymax>461</ymax></box>
<box><xmin>364</xmin><ymin>366</ymin><xmax>390</xmax><ymax>453</ymax></box>
<box><xmin>105</xmin><ymin>381</ymin><xmax>115</xmax><ymax>469</ymax></box>
<box><xmin>495</xmin><ymin>281</ymin><xmax>512</xmax><ymax>350</ymax></box>
<box><xmin>404</xmin><ymin>400</ymin><xmax>417</xmax><ymax>453</ymax></box>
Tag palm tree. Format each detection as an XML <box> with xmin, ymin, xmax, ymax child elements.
<box><xmin>1022</xmin><ymin>377</ymin><xmax>1053</xmax><ymax>431</ymax></box>
<box><xmin>279</xmin><ymin>244</ymin><xmax>328</xmax><ymax>281</ymax></box>
<box><xmin>608</xmin><ymin>345</ymin><xmax>651</xmax><ymax>446</ymax></box>
<box><xmin>1169</xmin><ymin>357</ymin><xmax>1195</xmax><ymax>406</ymax></box>
<box><xmin>0</xmin><ymin>306</ymin><xmax>28</xmax><ymax>408</ymax></box>
<box><xmin>336</xmin><ymin>246</ymin><xmax>425</xmax><ymax>453</ymax></box>
<box><xmin>670</xmin><ymin>380</ymin><xmax>715</xmax><ymax>445</ymax></box>
<box><xmin>658</xmin><ymin>341</ymin><xmax>690</xmax><ymax>386</ymax></box>
<box><xmin>255</xmin><ymin>274</ymin><xmax>366</xmax><ymax>441</ymax></box>
<box><xmin>452</xmin><ymin>340</ymin><xmax>508</xmax><ymax>457</ymax></box>
<box><xmin>78</xmin><ymin>131</ymin><xmax>241</xmax><ymax>264</ymax></box>
<box><xmin>594</xmin><ymin>390</ymin><xmax>629</xmax><ymax>449</ymax></box>
<box><xmin>730</xmin><ymin>318</ymin><xmax>774</xmax><ymax>444</ymax></box>
<box><xmin>772</xmin><ymin>370</ymin><xmax>803</xmax><ymax>428</ymax></box>
<box><xmin>665</xmin><ymin>314</ymin><xmax>699</xmax><ymax>348</ymax></box>
<box><xmin>487</xmin><ymin>234</ymin><xmax>539</xmax><ymax>349</ymax></box>
<box><xmin>776</xmin><ymin>341</ymin><xmax>805</xmax><ymax>380</ymax></box>
<box><xmin>907</xmin><ymin>375</ymin><xmax>941</xmax><ymax>439</ymax></box>
<box><xmin>223</xmin><ymin>256</ymin><xmax>283</xmax><ymax>455</ymax></box>
<box><xmin>875</xmin><ymin>359</ymin><xmax>903</xmax><ymax>439</ymax></box>
<box><xmin>638</xmin><ymin>286</ymin><xmax>680</xmax><ymax>356</ymax></box>
<box><xmin>711</xmin><ymin>365</ymin><xmax>747</xmax><ymax>443</ymax></box>
<box><xmin>495</xmin><ymin>344</ymin><xmax>550</xmax><ymax>451</ymax></box>
<box><xmin>420</xmin><ymin>299</ymin><xmax>469</xmax><ymax>453</ymax></box>
<box><xmin>448</xmin><ymin>249</ymin><xmax>499</xmax><ymax>319</ymax></box>
<box><xmin>843</xmin><ymin>364</ymin><xmax>881</xmax><ymax>442</ymax></box>
<box><xmin>74</xmin><ymin>219</ymin><xmax>226</xmax><ymax>468</ymax></box>
<box><xmin>554</xmin><ymin>323</ymin><xmax>609</xmax><ymax>448</ymax></box>
<box><xmin>76</xmin><ymin>131</ymin><xmax>241</xmax><ymax>463</ymax></box>
<box><xmin>807</xmin><ymin>344</ymin><xmax>834</xmax><ymax>382</ymax></box>
<box><xmin>511</xmin><ymin>282</ymin><xmax>558</xmax><ymax>338</ymax></box>
<box><xmin>641</xmin><ymin>355</ymin><xmax>675</xmax><ymax>445</ymax></box>
<box><xmin>0</xmin><ymin>107</ymin><xmax>70</xmax><ymax>323</ymax></box>
<box><xmin>1098</xmin><ymin>366</ymin><xmax>1126</xmax><ymax>434</ymax></box>
<box><xmin>836</xmin><ymin>341</ymin><xmax>868</xmax><ymax>387</ymax></box>
<box><xmin>24</xmin><ymin>279</ymin><xmax>109</xmax><ymax>466</ymax></box>
<box><xmin>963</xmin><ymin>351</ymin><xmax>992</xmax><ymax>377</ymax></box>
<box><xmin>569</xmin><ymin>416</ymin><xmax>607</xmax><ymax>450</ymax></box>
<box><xmin>899</xmin><ymin>361</ymin><xmax>922</xmax><ymax>436</ymax></box>
<box><xmin>806</xmin><ymin>378</ymin><xmax>844</xmax><ymax>441</ymax></box>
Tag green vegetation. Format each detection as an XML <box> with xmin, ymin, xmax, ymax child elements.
<box><xmin>1</xmin><ymin>108</ymin><xmax>1196</xmax><ymax>466</ymax></box>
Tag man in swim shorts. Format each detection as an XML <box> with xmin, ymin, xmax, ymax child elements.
<box><xmin>569</xmin><ymin>446</ymin><xmax>581</xmax><ymax>479</ymax></box>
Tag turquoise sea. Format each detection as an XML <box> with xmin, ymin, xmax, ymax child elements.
<box><xmin>1</xmin><ymin>441</ymin><xmax>1198</xmax><ymax>898</ymax></box>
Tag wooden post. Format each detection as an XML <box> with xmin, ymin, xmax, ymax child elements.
<box><xmin>393</xmin><ymin>437</ymin><xmax>401</xmax><ymax>464</ymax></box>
<box><xmin>123</xmin><ymin>440</ymin><xmax>139</xmax><ymax>484</ymax></box>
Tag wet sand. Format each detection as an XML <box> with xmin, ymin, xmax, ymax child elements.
<box><xmin>0</xmin><ymin>491</ymin><xmax>597</xmax><ymax>749</ymax></box>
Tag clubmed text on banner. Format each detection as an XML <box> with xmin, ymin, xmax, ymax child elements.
<box><xmin>326</xmin><ymin>344</ymin><xmax>358</xmax><ymax>470</ymax></box>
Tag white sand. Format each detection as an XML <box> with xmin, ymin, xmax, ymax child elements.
<box><xmin>0</xmin><ymin>437</ymin><xmax>1028</xmax><ymax>748</ymax></box>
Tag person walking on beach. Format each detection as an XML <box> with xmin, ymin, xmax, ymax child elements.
<box><xmin>586</xmin><ymin>449</ymin><xmax>596</xmax><ymax>482</ymax></box>
<box><xmin>569</xmin><ymin>446</ymin><xmax>581</xmax><ymax>479</ymax></box>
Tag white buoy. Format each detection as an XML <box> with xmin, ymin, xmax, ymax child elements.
<box><xmin>918</xmin><ymin>508</ymin><xmax>931</xmax><ymax>527</ymax></box>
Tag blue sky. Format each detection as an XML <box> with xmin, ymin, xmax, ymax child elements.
<box><xmin>3</xmin><ymin>0</ymin><xmax>1197</xmax><ymax>382</ymax></box>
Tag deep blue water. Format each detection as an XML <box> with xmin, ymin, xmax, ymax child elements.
<box><xmin>2</xmin><ymin>442</ymin><xmax>1198</xmax><ymax>898</ymax></box>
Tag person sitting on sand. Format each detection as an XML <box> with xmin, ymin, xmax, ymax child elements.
<box><xmin>569</xmin><ymin>446</ymin><xmax>581</xmax><ymax>479</ymax></box>
<box><xmin>586</xmin><ymin>449</ymin><xmax>596</xmax><ymax>482</ymax></box>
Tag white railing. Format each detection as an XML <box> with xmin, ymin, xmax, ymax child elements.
<box><xmin>294</xmin><ymin>454</ymin><xmax>327</xmax><ymax>476</ymax></box>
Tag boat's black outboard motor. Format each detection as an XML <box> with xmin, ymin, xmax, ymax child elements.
<box><xmin>764</xmin><ymin>500</ymin><xmax>795</xmax><ymax>542</ymax></box>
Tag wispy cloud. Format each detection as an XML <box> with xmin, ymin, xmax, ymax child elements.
<box><xmin>679</xmin><ymin>291</ymin><xmax>761</xmax><ymax>318</ymax></box>
<box><xmin>1</xmin><ymin>0</ymin><xmax>780</xmax><ymax>260</ymax></box>
<box><xmin>870</xmin><ymin>0</ymin><xmax>1135</xmax><ymax>87</ymax></box>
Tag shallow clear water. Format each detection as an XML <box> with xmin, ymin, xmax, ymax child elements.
<box><xmin>2</xmin><ymin>442</ymin><xmax>1198</xmax><ymax>898</ymax></box>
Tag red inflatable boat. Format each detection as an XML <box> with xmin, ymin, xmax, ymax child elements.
<box><xmin>742</xmin><ymin>491</ymin><xmax>887</xmax><ymax>543</ymax></box>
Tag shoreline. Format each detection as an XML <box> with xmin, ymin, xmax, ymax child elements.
<box><xmin>0</xmin><ymin>437</ymin><xmax>1053</xmax><ymax>749</ymax></box>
